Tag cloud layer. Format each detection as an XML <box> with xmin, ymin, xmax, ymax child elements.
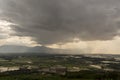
<box><xmin>0</xmin><ymin>0</ymin><xmax>120</xmax><ymax>45</ymax></box>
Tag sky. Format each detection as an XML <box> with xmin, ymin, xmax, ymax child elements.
<box><xmin>0</xmin><ymin>0</ymin><xmax>120</xmax><ymax>54</ymax></box>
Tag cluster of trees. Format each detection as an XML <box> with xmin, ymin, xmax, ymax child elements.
<box><xmin>0</xmin><ymin>70</ymin><xmax>119</xmax><ymax>80</ymax></box>
<box><xmin>65</xmin><ymin>70</ymin><xmax>120</xmax><ymax>80</ymax></box>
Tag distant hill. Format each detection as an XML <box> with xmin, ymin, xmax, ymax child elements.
<box><xmin>0</xmin><ymin>45</ymin><xmax>77</xmax><ymax>54</ymax></box>
<box><xmin>0</xmin><ymin>45</ymin><xmax>54</xmax><ymax>54</ymax></box>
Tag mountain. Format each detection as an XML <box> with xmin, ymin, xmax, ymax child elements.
<box><xmin>0</xmin><ymin>45</ymin><xmax>77</xmax><ymax>54</ymax></box>
<box><xmin>0</xmin><ymin>45</ymin><xmax>53</xmax><ymax>53</ymax></box>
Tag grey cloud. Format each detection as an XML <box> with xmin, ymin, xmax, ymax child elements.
<box><xmin>0</xmin><ymin>29</ymin><xmax>9</xmax><ymax>39</ymax></box>
<box><xmin>0</xmin><ymin>34</ymin><xmax>8</xmax><ymax>39</ymax></box>
<box><xmin>0</xmin><ymin>0</ymin><xmax>120</xmax><ymax>44</ymax></box>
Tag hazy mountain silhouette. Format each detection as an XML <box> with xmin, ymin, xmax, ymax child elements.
<box><xmin>0</xmin><ymin>45</ymin><xmax>54</xmax><ymax>53</ymax></box>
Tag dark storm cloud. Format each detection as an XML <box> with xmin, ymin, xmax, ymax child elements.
<box><xmin>1</xmin><ymin>0</ymin><xmax>120</xmax><ymax>44</ymax></box>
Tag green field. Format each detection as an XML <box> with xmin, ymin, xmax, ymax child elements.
<box><xmin>0</xmin><ymin>54</ymin><xmax>119</xmax><ymax>80</ymax></box>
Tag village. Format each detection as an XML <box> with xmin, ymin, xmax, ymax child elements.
<box><xmin>0</xmin><ymin>54</ymin><xmax>119</xmax><ymax>75</ymax></box>
<box><xmin>0</xmin><ymin>54</ymin><xmax>119</xmax><ymax>80</ymax></box>
<box><xmin>0</xmin><ymin>65</ymin><xmax>82</xmax><ymax>75</ymax></box>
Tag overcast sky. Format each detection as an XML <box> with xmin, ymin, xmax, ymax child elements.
<box><xmin>0</xmin><ymin>0</ymin><xmax>120</xmax><ymax>54</ymax></box>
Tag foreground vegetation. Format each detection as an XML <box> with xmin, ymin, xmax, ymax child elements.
<box><xmin>0</xmin><ymin>54</ymin><xmax>119</xmax><ymax>80</ymax></box>
<box><xmin>0</xmin><ymin>70</ymin><xmax>119</xmax><ymax>80</ymax></box>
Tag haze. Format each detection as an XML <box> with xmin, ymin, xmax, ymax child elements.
<box><xmin>0</xmin><ymin>0</ymin><xmax>120</xmax><ymax>54</ymax></box>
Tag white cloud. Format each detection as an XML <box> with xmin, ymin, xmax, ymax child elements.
<box><xmin>6</xmin><ymin>36</ymin><xmax>41</xmax><ymax>47</ymax></box>
<box><xmin>0</xmin><ymin>20</ymin><xmax>41</xmax><ymax>47</ymax></box>
<box><xmin>47</xmin><ymin>36</ymin><xmax>120</xmax><ymax>54</ymax></box>
<box><xmin>0</xmin><ymin>20</ymin><xmax>15</xmax><ymax>38</ymax></box>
